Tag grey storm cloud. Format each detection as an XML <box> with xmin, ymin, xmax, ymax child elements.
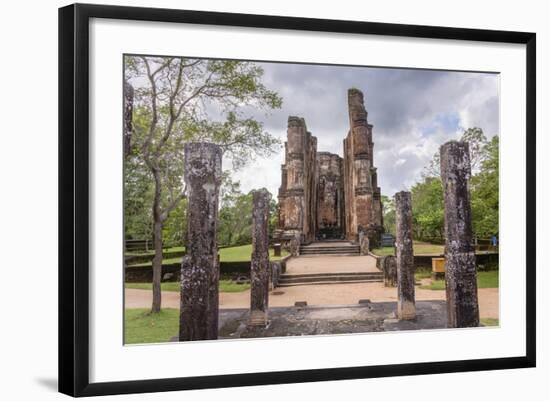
<box><xmin>230</xmin><ymin>61</ymin><xmax>499</xmax><ymax>198</ymax></box>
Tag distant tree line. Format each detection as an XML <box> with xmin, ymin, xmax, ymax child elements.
<box><xmin>382</xmin><ymin>128</ymin><xmax>499</xmax><ymax>242</ymax></box>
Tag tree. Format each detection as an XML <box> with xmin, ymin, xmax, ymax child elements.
<box><xmin>217</xmin><ymin>177</ymin><xmax>253</xmax><ymax>247</ymax></box>
<box><xmin>414</xmin><ymin>129</ymin><xmax>499</xmax><ymax>241</ymax></box>
<box><xmin>381</xmin><ymin>195</ymin><xmax>396</xmax><ymax>236</ymax></box>
<box><xmin>125</xmin><ymin>56</ymin><xmax>282</xmax><ymax>313</ymax></box>
<box><xmin>423</xmin><ymin>127</ymin><xmax>488</xmax><ymax>178</ymax></box>
<box><xmin>411</xmin><ymin>177</ymin><xmax>445</xmax><ymax>240</ymax></box>
<box><xmin>471</xmin><ymin>135</ymin><xmax>499</xmax><ymax>237</ymax></box>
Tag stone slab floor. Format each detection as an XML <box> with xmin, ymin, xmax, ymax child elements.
<box><xmin>210</xmin><ymin>301</ymin><xmax>472</xmax><ymax>339</ymax></box>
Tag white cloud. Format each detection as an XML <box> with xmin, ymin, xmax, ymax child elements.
<box><xmin>231</xmin><ymin>63</ymin><xmax>499</xmax><ymax>198</ymax></box>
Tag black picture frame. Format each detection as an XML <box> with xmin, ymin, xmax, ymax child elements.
<box><xmin>59</xmin><ymin>3</ymin><xmax>536</xmax><ymax>397</ymax></box>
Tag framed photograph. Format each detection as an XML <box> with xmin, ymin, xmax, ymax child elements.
<box><xmin>59</xmin><ymin>3</ymin><xmax>536</xmax><ymax>397</ymax></box>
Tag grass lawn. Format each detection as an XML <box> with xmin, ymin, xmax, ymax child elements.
<box><xmin>126</xmin><ymin>279</ymin><xmax>250</xmax><ymax>293</ymax></box>
<box><xmin>371</xmin><ymin>241</ymin><xmax>445</xmax><ymax>257</ymax></box>
<box><xmin>480</xmin><ymin>318</ymin><xmax>499</xmax><ymax>327</ymax></box>
<box><xmin>414</xmin><ymin>269</ymin><xmax>432</xmax><ymax>280</ymax></box>
<box><xmin>370</xmin><ymin>247</ymin><xmax>395</xmax><ymax>256</ymax></box>
<box><xmin>419</xmin><ymin>270</ymin><xmax>499</xmax><ymax>290</ymax></box>
<box><xmin>125</xmin><ymin>308</ymin><xmax>178</xmax><ymax>344</ymax></box>
<box><xmin>130</xmin><ymin>244</ymin><xmax>289</xmax><ymax>267</ymax></box>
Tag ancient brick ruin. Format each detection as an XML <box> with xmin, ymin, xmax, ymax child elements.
<box><xmin>276</xmin><ymin>88</ymin><xmax>384</xmax><ymax>246</ymax></box>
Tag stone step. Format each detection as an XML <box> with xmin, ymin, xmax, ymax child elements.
<box><xmin>300</xmin><ymin>247</ymin><xmax>360</xmax><ymax>251</ymax></box>
<box><xmin>299</xmin><ymin>247</ymin><xmax>360</xmax><ymax>252</ymax></box>
<box><xmin>277</xmin><ymin>278</ymin><xmax>383</xmax><ymax>287</ymax></box>
<box><xmin>300</xmin><ymin>245</ymin><xmax>359</xmax><ymax>247</ymax></box>
<box><xmin>279</xmin><ymin>272</ymin><xmax>382</xmax><ymax>285</ymax></box>
<box><xmin>299</xmin><ymin>250</ymin><xmax>360</xmax><ymax>255</ymax></box>
<box><xmin>300</xmin><ymin>253</ymin><xmax>361</xmax><ymax>258</ymax></box>
<box><xmin>281</xmin><ymin>271</ymin><xmax>382</xmax><ymax>279</ymax></box>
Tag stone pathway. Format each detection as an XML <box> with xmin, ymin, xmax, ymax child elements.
<box><xmin>285</xmin><ymin>254</ymin><xmax>379</xmax><ymax>274</ymax></box>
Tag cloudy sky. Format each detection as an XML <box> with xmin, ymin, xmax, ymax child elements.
<box><xmin>227</xmin><ymin>62</ymin><xmax>500</xmax><ymax>198</ymax></box>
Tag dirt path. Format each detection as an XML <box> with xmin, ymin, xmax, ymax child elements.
<box><xmin>125</xmin><ymin>282</ymin><xmax>499</xmax><ymax>318</ymax></box>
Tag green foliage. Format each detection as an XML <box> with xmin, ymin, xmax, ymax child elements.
<box><xmin>471</xmin><ymin>136</ymin><xmax>499</xmax><ymax>237</ymax></box>
<box><xmin>161</xmin><ymin>198</ymin><xmax>187</xmax><ymax>248</ymax></box>
<box><xmin>381</xmin><ymin>195</ymin><xmax>396</xmax><ymax>235</ymax></box>
<box><xmin>124</xmin><ymin>153</ymin><xmax>154</xmax><ymax>241</ymax></box>
<box><xmin>217</xmin><ymin>176</ymin><xmax>278</xmax><ymax>247</ymax></box>
<box><xmin>124</xmin><ymin>56</ymin><xmax>283</xmax><ymax>246</ymax></box>
<box><xmin>413</xmin><ymin>128</ymin><xmax>498</xmax><ymax>240</ymax></box>
<box><xmin>218</xmin><ymin>179</ymin><xmax>254</xmax><ymax>247</ymax></box>
<box><xmin>411</xmin><ymin>177</ymin><xmax>445</xmax><ymax>240</ymax></box>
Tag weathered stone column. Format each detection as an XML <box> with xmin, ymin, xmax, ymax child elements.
<box><xmin>248</xmin><ymin>189</ymin><xmax>271</xmax><ymax>326</ymax></box>
<box><xmin>289</xmin><ymin>234</ymin><xmax>300</xmax><ymax>257</ymax></box>
<box><xmin>395</xmin><ymin>191</ymin><xmax>416</xmax><ymax>320</ymax></box>
<box><xmin>383</xmin><ymin>255</ymin><xmax>397</xmax><ymax>287</ymax></box>
<box><xmin>440</xmin><ymin>141</ymin><xmax>479</xmax><ymax>328</ymax></box>
<box><xmin>358</xmin><ymin>229</ymin><xmax>370</xmax><ymax>255</ymax></box>
<box><xmin>179</xmin><ymin>143</ymin><xmax>222</xmax><ymax>341</ymax></box>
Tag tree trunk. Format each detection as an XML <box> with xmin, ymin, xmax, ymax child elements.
<box><xmin>151</xmin><ymin>220</ymin><xmax>163</xmax><ymax>313</ymax></box>
<box><xmin>151</xmin><ymin>168</ymin><xmax>164</xmax><ymax>314</ymax></box>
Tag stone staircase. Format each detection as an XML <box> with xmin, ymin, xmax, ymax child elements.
<box><xmin>277</xmin><ymin>271</ymin><xmax>383</xmax><ymax>287</ymax></box>
<box><xmin>299</xmin><ymin>243</ymin><xmax>360</xmax><ymax>256</ymax></box>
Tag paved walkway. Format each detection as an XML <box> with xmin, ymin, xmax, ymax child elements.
<box><xmin>285</xmin><ymin>255</ymin><xmax>379</xmax><ymax>274</ymax></box>
<box><xmin>125</xmin><ymin>283</ymin><xmax>499</xmax><ymax>318</ymax></box>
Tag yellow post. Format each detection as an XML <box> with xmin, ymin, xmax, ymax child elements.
<box><xmin>432</xmin><ymin>257</ymin><xmax>445</xmax><ymax>280</ymax></box>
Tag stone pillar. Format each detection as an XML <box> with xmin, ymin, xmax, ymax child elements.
<box><xmin>249</xmin><ymin>189</ymin><xmax>271</xmax><ymax>327</ymax></box>
<box><xmin>383</xmin><ymin>255</ymin><xmax>397</xmax><ymax>287</ymax></box>
<box><xmin>179</xmin><ymin>143</ymin><xmax>222</xmax><ymax>341</ymax></box>
<box><xmin>289</xmin><ymin>234</ymin><xmax>300</xmax><ymax>257</ymax></box>
<box><xmin>395</xmin><ymin>191</ymin><xmax>416</xmax><ymax>320</ymax></box>
<box><xmin>358</xmin><ymin>229</ymin><xmax>370</xmax><ymax>255</ymax></box>
<box><xmin>440</xmin><ymin>141</ymin><xmax>479</xmax><ymax>328</ymax></box>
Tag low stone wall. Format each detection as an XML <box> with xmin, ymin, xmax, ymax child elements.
<box><xmin>125</xmin><ymin>250</ymin><xmax>185</xmax><ymax>266</ymax></box>
<box><xmin>370</xmin><ymin>252</ymin><xmax>498</xmax><ymax>271</ymax></box>
<box><xmin>125</xmin><ymin>255</ymin><xmax>293</xmax><ymax>283</ymax></box>
<box><xmin>125</xmin><ymin>261</ymin><xmax>250</xmax><ymax>283</ymax></box>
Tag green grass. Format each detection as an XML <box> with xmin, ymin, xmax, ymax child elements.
<box><xmin>413</xmin><ymin>242</ymin><xmax>445</xmax><ymax>255</ymax></box>
<box><xmin>125</xmin><ymin>308</ymin><xmax>178</xmax><ymax>344</ymax></box>
<box><xmin>371</xmin><ymin>241</ymin><xmax>445</xmax><ymax>257</ymax></box>
<box><xmin>414</xmin><ymin>269</ymin><xmax>432</xmax><ymax>280</ymax></box>
<box><xmin>126</xmin><ymin>279</ymin><xmax>250</xmax><ymax>293</ymax></box>
<box><xmin>480</xmin><ymin>318</ymin><xmax>499</xmax><ymax>327</ymax></box>
<box><xmin>419</xmin><ymin>270</ymin><xmax>499</xmax><ymax>290</ymax></box>
<box><xmin>129</xmin><ymin>244</ymin><xmax>289</xmax><ymax>267</ymax></box>
<box><xmin>370</xmin><ymin>247</ymin><xmax>395</xmax><ymax>256</ymax></box>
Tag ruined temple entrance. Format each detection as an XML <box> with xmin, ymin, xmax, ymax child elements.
<box><xmin>316</xmin><ymin>152</ymin><xmax>344</xmax><ymax>240</ymax></box>
<box><xmin>274</xmin><ymin>88</ymin><xmax>384</xmax><ymax>247</ymax></box>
